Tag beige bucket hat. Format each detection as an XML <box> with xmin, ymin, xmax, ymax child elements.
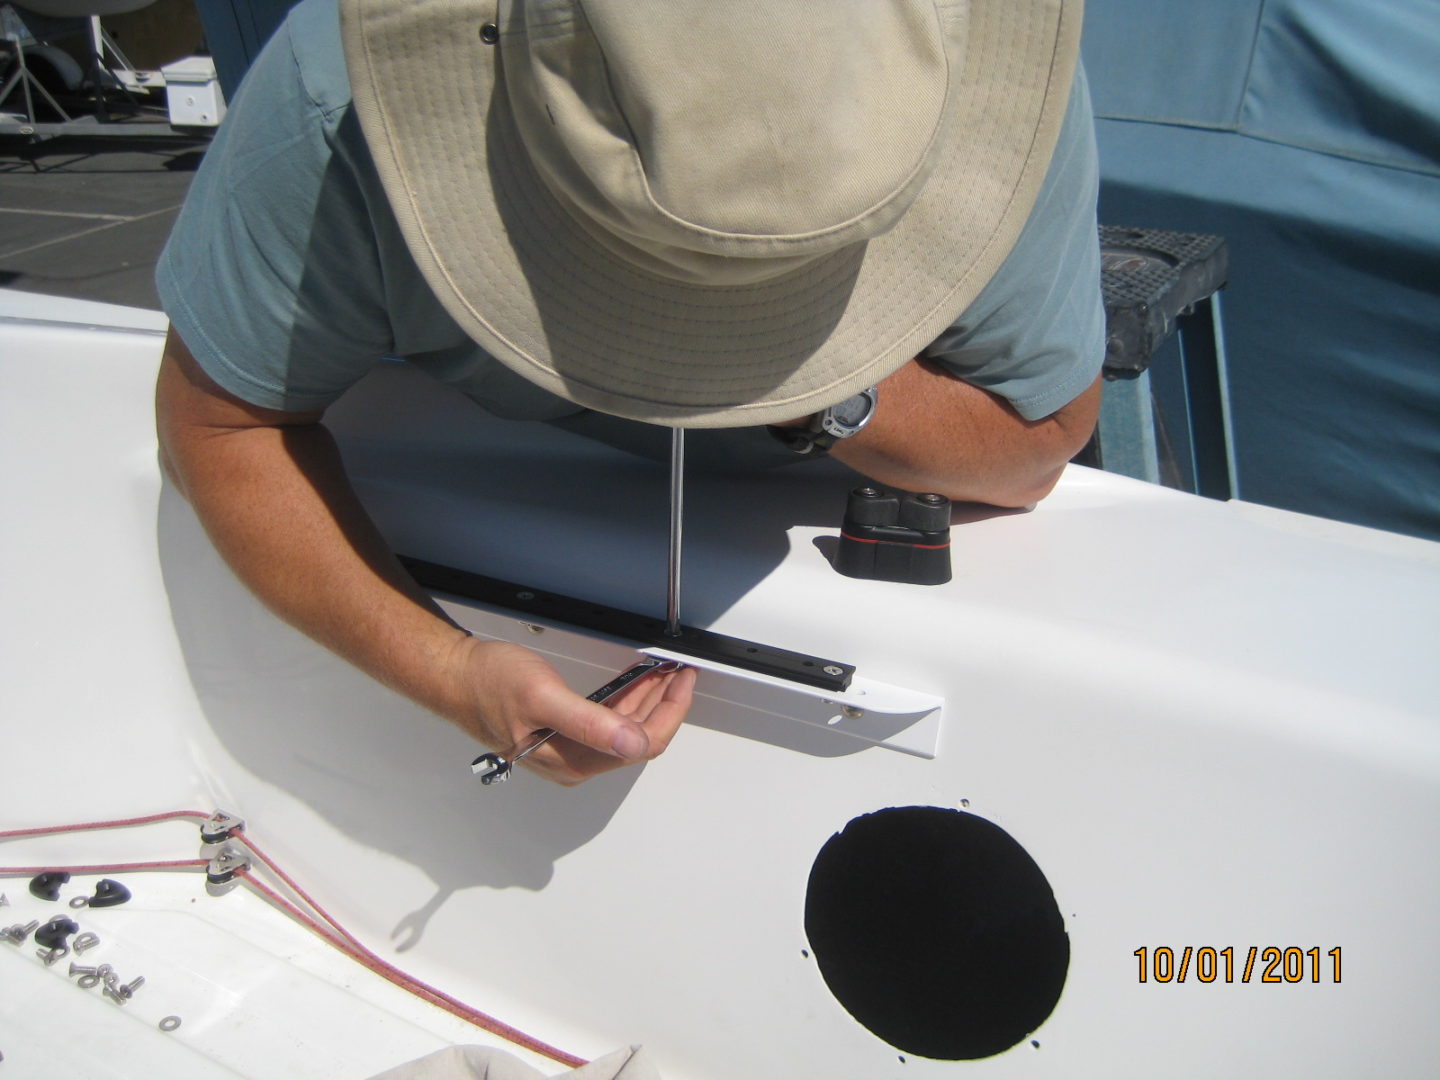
<box><xmin>341</xmin><ymin>0</ymin><xmax>1081</xmax><ymax>428</ymax></box>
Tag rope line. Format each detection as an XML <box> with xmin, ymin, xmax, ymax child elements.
<box><xmin>0</xmin><ymin>809</ymin><xmax>587</xmax><ymax>1068</ymax></box>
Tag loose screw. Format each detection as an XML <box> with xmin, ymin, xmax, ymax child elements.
<box><xmin>119</xmin><ymin>976</ymin><xmax>145</xmax><ymax>999</ymax></box>
<box><xmin>69</xmin><ymin>962</ymin><xmax>98</xmax><ymax>978</ymax></box>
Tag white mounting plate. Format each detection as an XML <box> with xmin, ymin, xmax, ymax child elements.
<box><xmin>443</xmin><ymin>601</ymin><xmax>945</xmax><ymax>759</ymax></box>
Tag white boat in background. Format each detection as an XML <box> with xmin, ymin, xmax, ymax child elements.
<box><xmin>2</xmin><ymin>289</ymin><xmax>1439</xmax><ymax>1078</ymax></box>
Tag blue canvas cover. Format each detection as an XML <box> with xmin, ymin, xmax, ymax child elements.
<box><xmin>1083</xmin><ymin>0</ymin><xmax>1440</xmax><ymax>540</ymax></box>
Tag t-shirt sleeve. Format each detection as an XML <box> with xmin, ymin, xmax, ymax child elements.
<box><xmin>155</xmin><ymin>2</ymin><xmax>393</xmax><ymax>413</ymax></box>
<box><xmin>921</xmin><ymin>65</ymin><xmax>1105</xmax><ymax>421</ymax></box>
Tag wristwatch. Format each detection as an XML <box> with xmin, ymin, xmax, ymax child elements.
<box><xmin>770</xmin><ymin>386</ymin><xmax>879</xmax><ymax>456</ymax></box>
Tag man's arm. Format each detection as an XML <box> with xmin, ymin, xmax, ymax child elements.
<box><xmin>827</xmin><ymin>358</ymin><xmax>1102</xmax><ymax>507</ymax></box>
<box><xmin>155</xmin><ymin>328</ymin><xmax>693</xmax><ymax>785</ymax></box>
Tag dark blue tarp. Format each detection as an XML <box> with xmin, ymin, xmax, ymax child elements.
<box><xmin>1083</xmin><ymin>0</ymin><xmax>1440</xmax><ymax>540</ymax></box>
<box><xmin>194</xmin><ymin>0</ymin><xmax>299</xmax><ymax>100</ymax></box>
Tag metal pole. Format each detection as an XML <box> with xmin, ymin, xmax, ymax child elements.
<box><xmin>666</xmin><ymin>427</ymin><xmax>684</xmax><ymax>637</ymax></box>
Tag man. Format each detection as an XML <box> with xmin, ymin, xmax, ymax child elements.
<box><xmin>154</xmin><ymin>0</ymin><xmax>1104</xmax><ymax>784</ymax></box>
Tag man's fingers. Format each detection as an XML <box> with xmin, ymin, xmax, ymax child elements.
<box><xmin>536</xmin><ymin>664</ymin><xmax>694</xmax><ymax>767</ymax></box>
<box><xmin>594</xmin><ymin>664</ymin><xmax>694</xmax><ymax>758</ymax></box>
<box><xmin>631</xmin><ymin>666</ymin><xmax>695</xmax><ymax>757</ymax></box>
<box><xmin>612</xmin><ymin>663</ymin><xmax>688</xmax><ymax>718</ymax></box>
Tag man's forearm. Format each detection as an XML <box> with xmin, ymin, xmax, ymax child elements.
<box><xmin>154</xmin><ymin>330</ymin><xmax>691</xmax><ymax>783</ymax></box>
<box><xmin>829</xmin><ymin>360</ymin><xmax>1102</xmax><ymax>507</ymax></box>
<box><xmin>155</xmin><ymin>343</ymin><xmax>477</xmax><ymax>723</ymax></box>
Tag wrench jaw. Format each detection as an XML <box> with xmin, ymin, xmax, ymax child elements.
<box><xmin>471</xmin><ymin>752</ymin><xmax>512</xmax><ymax>785</ymax></box>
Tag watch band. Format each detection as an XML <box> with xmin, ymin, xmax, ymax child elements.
<box><xmin>770</xmin><ymin>386</ymin><xmax>879</xmax><ymax>456</ymax></box>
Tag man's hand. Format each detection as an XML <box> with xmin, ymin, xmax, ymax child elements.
<box><xmin>156</xmin><ymin>327</ymin><xmax>693</xmax><ymax>783</ymax></box>
<box><xmin>458</xmin><ymin>641</ymin><xmax>695</xmax><ymax>785</ymax></box>
<box><xmin>809</xmin><ymin>358</ymin><xmax>1102</xmax><ymax>508</ymax></box>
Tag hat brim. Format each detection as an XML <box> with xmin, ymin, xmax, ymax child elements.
<box><xmin>342</xmin><ymin>0</ymin><xmax>1081</xmax><ymax>429</ymax></box>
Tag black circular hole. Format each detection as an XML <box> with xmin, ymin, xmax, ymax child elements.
<box><xmin>804</xmin><ymin>806</ymin><xmax>1068</xmax><ymax>1060</ymax></box>
<box><xmin>479</xmin><ymin>22</ymin><xmax>499</xmax><ymax>44</ymax></box>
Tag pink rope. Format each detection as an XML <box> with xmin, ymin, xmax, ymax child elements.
<box><xmin>0</xmin><ymin>810</ymin><xmax>208</xmax><ymax>840</ymax></box>
<box><xmin>0</xmin><ymin>809</ymin><xmax>588</xmax><ymax>1068</ymax></box>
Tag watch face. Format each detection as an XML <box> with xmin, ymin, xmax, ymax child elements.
<box><xmin>821</xmin><ymin>388</ymin><xmax>878</xmax><ymax>438</ymax></box>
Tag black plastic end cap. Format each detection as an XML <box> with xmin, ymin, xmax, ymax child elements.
<box><xmin>88</xmin><ymin>879</ymin><xmax>132</xmax><ymax>908</ymax></box>
<box><xmin>34</xmin><ymin>915</ymin><xmax>80</xmax><ymax>949</ymax></box>
<box><xmin>28</xmin><ymin>872</ymin><xmax>70</xmax><ymax>902</ymax></box>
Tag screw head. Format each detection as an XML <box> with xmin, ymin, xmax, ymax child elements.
<box><xmin>822</xmin><ymin>665</ymin><xmax>844</xmax><ymax>676</ymax></box>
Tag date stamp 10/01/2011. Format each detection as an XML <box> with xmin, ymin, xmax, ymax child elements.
<box><xmin>1135</xmin><ymin>946</ymin><xmax>1342</xmax><ymax>984</ymax></box>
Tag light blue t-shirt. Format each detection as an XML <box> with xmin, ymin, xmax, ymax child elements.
<box><xmin>158</xmin><ymin>0</ymin><xmax>1103</xmax><ymax>465</ymax></box>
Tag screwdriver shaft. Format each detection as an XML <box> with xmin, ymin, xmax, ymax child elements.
<box><xmin>666</xmin><ymin>427</ymin><xmax>684</xmax><ymax>637</ymax></box>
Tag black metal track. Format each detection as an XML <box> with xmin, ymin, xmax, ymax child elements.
<box><xmin>400</xmin><ymin>555</ymin><xmax>854</xmax><ymax>692</ymax></box>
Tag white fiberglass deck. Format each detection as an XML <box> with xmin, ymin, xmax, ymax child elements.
<box><xmin>2</xmin><ymin>292</ymin><xmax>1438</xmax><ymax>1078</ymax></box>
